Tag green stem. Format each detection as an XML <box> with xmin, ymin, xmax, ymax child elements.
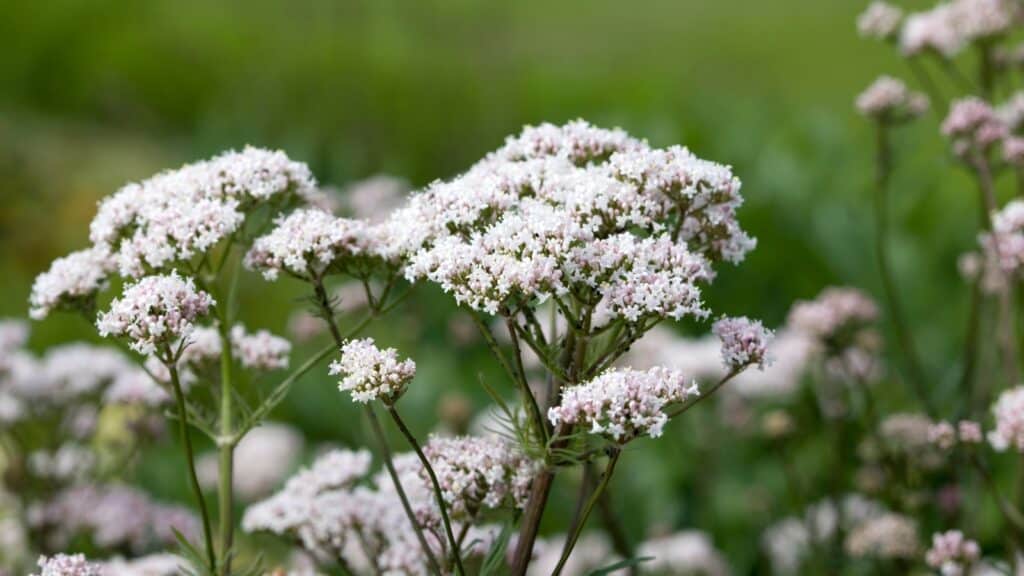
<box><xmin>387</xmin><ymin>406</ymin><xmax>466</xmax><ymax>576</ymax></box>
<box><xmin>217</xmin><ymin>323</ymin><xmax>235</xmax><ymax>575</ymax></box>
<box><xmin>504</xmin><ymin>316</ymin><xmax>549</xmax><ymax>442</ymax></box>
<box><xmin>668</xmin><ymin>369</ymin><xmax>740</xmax><ymax>419</ymax></box>
<box><xmin>552</xmin><ymin>448</ymin><xmax>622</xmax><ymax>576</ymax></box>
<box><xmin>365</xmin><ymin>405</ymin><xmax>444</xmax><ymax>576</ymax></box>
<box><xmin>872</xmin><ymin>123</ymin><xmax>935</xmax><ymax>416</ymax></box>
<box><xmin>169</xmin><ymin>362</ymin><xmax>217</xmax><ymax>573</ymax></box>
<box><xmin>312</xmin><ymin>279</ymin><xmax>442</xmax><ymax>576</ymax></box>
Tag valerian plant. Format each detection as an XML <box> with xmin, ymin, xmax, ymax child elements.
<box><xmin>19</xmin><ymin>120</ymin><xmax>771</xmax><ymax>575</ymax></box>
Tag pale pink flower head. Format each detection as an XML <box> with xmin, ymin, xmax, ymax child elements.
<box><xmin>30</xmin><ymin>246</ymin><xmax>114</xmax><ymax>320</ymax></box>
<box><xmin>1004</xmin><ymin>136</ymin><xmax>1024</xmax><ymax>165</ymax></box>
<box><xmin>231</xmin><ymin>324</ymin><xmax>291</xmax><ymax>371</ymax></box>
<box><xmin>422</xmin><ymin>435</ymin><xmax>540</xmax><ymax>518</ymax></box>
<box><xmin>942</xmin><ymin>98</ymin><xmax>1008</xmax><ymax>156</ymax></box>
<box><xmin>958</xmin><ymin>420</ymin><xmax>983</xmax><ymax>443</ymax></box>
<box><xmin>925</xmin><ymin>530</ymin><xmax>980</xmax><ymax>575</ymax></box>
<box><xmin>96</xmin><ymin>272</ymin><xmax>215</xmax><ymax>356</ymax></box>
<box><xmin>858</xmin><ymin>2</ymin><xmax>903</xmax><ymax>40</ymax></box>
<box><xmin>713</xmin><ymin>315</ymin><xmax>773</xmax><ymax>370</ymax></box>
<box><xmin>549</xmin><ymin>366</ymin><xmax>699</xmax><ymax>442</ymax></box>
<box><xmin>988</xmin><ymin>385</ymin><xmax>1024</xmax><ymax>451</ymax></box>
<box><xmin>844</xmin><ymin>513</ymin><xmax>919</xmax><ymax>559</ymax></box>
<box><xmin>855</xmin><ymin>76</ymin><xmax>929</xmax><ymax>120</ymax></box>
<box><xmin>329</xmin><ymin>338</ymin><xmax>416</xmax><ymax>404</ymax></box>
<box><xmin>929</xmin><ymin>421</ymin><xmax>957</xmax><ymax>450</ymax></box>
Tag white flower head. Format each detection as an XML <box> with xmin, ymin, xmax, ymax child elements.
<box><xmin>245</xmin><ymin>208</ymin><xmax>387</xmax><ymax>281</ymax></box>
<box><xmin>549</xmin><ymin>366</ymin><xmax>699</xmax><ymax>442</ymax></box>
<box><xmin>30</xmin><ymin>246</ymin><xmax>114</xmax><ymax>320</ymax></box>
<box><xmin>89</xmin><ymin>146</ymin><xmax>316</xmax><ymax>277</ymax></box>
<box><xmin>96</xmin><ymin>272</ymin><xmax>215</xmax><ymax>356</ymax></box>
<box><xmin>329</xmin><ymin>338</ymin><xmax>415</xmax><ymax>404</ymax></box>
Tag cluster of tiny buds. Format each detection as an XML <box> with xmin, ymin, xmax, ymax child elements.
<box><xmin>95</xmin><ymin>272</ymin><xmax>214</xmax><ymax>356</ymax></box>
<box><xmin>712</xmin><ymin>316</ymin><xmax>773</xmax><ymax>371</ymax></box>
<box><xmin>925</xmin><ymin>530</ymin><xmax>981</xmax><ymax>575</ymax></box>
<box><xmin>856</xmin><ymin>76</ymin><xmax>929</xmax><ymax>121</ymax></box>
<box><xmin>928</xmin><ymin>420</ymin><xmax>984</xmax><ymax>449</ymax></box>
<box><xmin>329</xmin><ymin>338</ymin><xmax>416</xmax><ymax>404</ymax></box>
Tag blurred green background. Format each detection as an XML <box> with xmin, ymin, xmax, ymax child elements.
<box><xmin>0</xmin><ymin>0</ymin><xmax>993</xmax><ymax>571</ymax></box>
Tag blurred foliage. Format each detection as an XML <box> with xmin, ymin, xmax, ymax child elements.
<box><xmin>0</xmin><ymin>0</ymin><xmax>1006</xmax><ymax>573</ymax></box>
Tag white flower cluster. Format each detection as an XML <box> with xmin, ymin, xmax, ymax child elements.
<box><xmin>637</xmin><ymin>531</ymin><xmax>731</xmax><ymax>576</ymax></box>
<box><xmin>929</xmin><ymin>420</ymin><xmax>984</xmax><ymax>449</ymax></box>
<box><xmin>243</xmin><ymin>448</ymin><xmax>453</xmax><ymax>575</ymax></box>
<box><xmin>549</xmin><ymin>367</ymin><xmax>699</xmax><ymax>442</ymax></box>
<box><xmin>329</xmin><ymin>338</ymin><xmax>416</xmax><ymax>404</ymax></box>
<box><xmin>96</xmin><ymin>272</ymin><xmax>214</xmax><ymax>356</ymax></box>
<box><xmin>763</xmin><ymin>495</ymin><xmax>885</xmax><ymax>574</ymax></box>
<box><xmin>398</xmin><ymin>120</ymin><xmax>752</xmax><ymax>320</ymax></box>
<box><xmin>88</xmin><ymin>146</ymin><xmax>316</xmax><ymax>278</ymax></box>
<box><xmin>245</xmin><ymin>208</ymin><xmax>390</xmax><ymax>281</ymax></box>
<box><xmin>29</xmin><ymin>246</ymin><xmax>114</xmax><ymax>320</ymax></box>
<box><xmin>712</xmin><ymin>316</ymin><xmax>773</xmax><ymax>370</ymax></box>
<box><xmin>231</xmin><ymin>324</ymin><xmax>291</xmax><ymax>370</ymax></box>
<box><xmin>926</xmin><ymin>530</ymin><xmax>980</xmax><ymax>575</ymax></box>
<box><xmin>855</xmin><ymin>76</ymin><xmax>929</xmax><ymax>119</ymax></box>
<box><xmin>28</xmin><ymin>444</ymin><xmax>95</xmax><ymax>482</ymax></box>
<box><xmin>0</xmin><ymin>324</ymin><xmax>166</xmax><ymax>426</ymax></box>
<box><xmin>988</xmin><ymin>385</ymin><xmax>1024</xmax><ymax>451</ymax></box>
<box><xmin>341</xmin><ymin>174</ymin><xmax>410</xmax><ymax>222</ymax></box>
<box><xmin>786</xmin><ymin>287</ymin><xmax>878</xmax><ymax>341</ymax></box>
<box><xmin>31</xmin><ymin>554</ymin><xmax>102</xmax><ymax>576</ymax></box>
<box><xmin>844</xmin><ymin>513</ymin><xmax>919</xmax><ymax>560</ymax></box>
<box><xmin>421</xmin><ymin>434</ymin><xmax>540</xmax><ymax>518</ymax></box>
<box><xmin>901</xmin><ymin>0</ymin><xmax>1018</xmax><ymax>57</ymax></box>
<box><xmin>99</xmin><ymin>554</ymin><xmax>183</xmax><ymax>576</ymax></box>
<box><xmin>858</xmin><ymin>2</ymin><xmax>903</xmax><ymax>40</ymax></box>
<box><xmin>198</xmin><ymin>423</ymin><xmax>303</xmax><ymax>501</ymax></box>
<box><xmin>29</xmin><ymin>484</ymin><xmax>200</xmax><ymax>553</ymax></box>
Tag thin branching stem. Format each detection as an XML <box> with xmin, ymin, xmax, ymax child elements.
<box><xmin>168</xmin><ymin>360</ymin><xmax>217</xmax><ymax>573</ymax></box>
<box><xmin>387</xmin><ymin>406</ymin><xmax>466</xmax><ymax>576</ymax></box>
<box><xmin>365</xmin><ymin>405</ymin><xmax>444</xmax><ymax>576</ymax></box>
<box><xmin>311</xmin><ymin>278</ymin><xmax>443</xmax><ymax>576</ymax></box>
<box><xmin>505</xmin><ymin>316</ymin><xmax>550</xmax><ymax>442</ymax></box>
<box><xmin>871</xmin><ymin>122</ymin><xmax>935</xmax><ymax>416</ymax></box>
<box><xmin>552</xmin><ymin>448</ymin><xmax>622</xmax><ymax>576</ymax></box>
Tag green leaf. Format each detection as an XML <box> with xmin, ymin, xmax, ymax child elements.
<box><xmin>479</xmin><ymin>521</ymin><xmax>514</xmax><ymax>576</ymax></box>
